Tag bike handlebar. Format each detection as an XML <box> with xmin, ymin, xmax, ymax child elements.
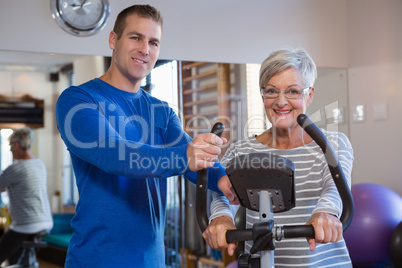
<box><xmin>297</xmin><ymin>114</ymin><xmax>354</xmax><ymax>230</ymax></box>
<box><xmin>196</xmin><ymin>122</ymin><xmax>225</xmax><ymax>233</ymax></box>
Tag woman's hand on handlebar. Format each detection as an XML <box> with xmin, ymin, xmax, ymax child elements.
<box><xmin>306</xmin><ymin>212</ymin><xmax>343</xmax><ymax>251</ymax></box>
<box><xmin>202</xmin><ymin>216</ymin><xmax>238</xmax><ymax>256</ymax></box>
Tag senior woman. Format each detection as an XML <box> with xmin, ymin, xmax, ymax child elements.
<box><xmin>203</xmin><ymin>48</ymin><xmax>353</xmax><ymax>267</ymax></box>
<box><xmin>0</xmin><ymin>128</ymin><xmax>53</xmax><ymax>265</ymax></box>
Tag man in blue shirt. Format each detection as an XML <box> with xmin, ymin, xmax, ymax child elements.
<box><xmin>56</xmin><ymin>4</ymin><xmax>236</xmax><ymax>267</ymax></box>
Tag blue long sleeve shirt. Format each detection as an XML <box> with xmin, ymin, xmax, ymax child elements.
<box><xmin>56</xmin><ymin>78</ymin><xmax>225</xmax><ymax>267</ymax></box>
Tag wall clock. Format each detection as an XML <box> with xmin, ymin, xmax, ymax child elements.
<box><xmin>50</xmin><ymin>0</ymin><xmax>111</xmax><ymax>37</ymax></box>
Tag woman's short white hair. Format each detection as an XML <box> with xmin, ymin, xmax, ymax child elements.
<box><xmin>259</xmin><ymin>48</ymin><xmax>317</xmax><ymax>89</ymax></box>
<box><xmin>9</xmin><ymin>127</ymin><xmax>34</xmax><ymax>150</ymax></box>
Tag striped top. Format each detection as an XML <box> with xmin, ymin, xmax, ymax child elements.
<box><xmin>0</xmin><ymin>159</ymin><xmax>53</xmax><ymax>233</ymax></box>
<box><xmin>210</xmin><ymin>130</ymin><xmax>354</xmax><ymax>267</ymax></box>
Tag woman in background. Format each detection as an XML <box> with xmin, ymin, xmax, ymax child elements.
<box><xmin>0</xmin><ymin>127</ymin><xmax>53</xmax><ymax>265</ymax></box>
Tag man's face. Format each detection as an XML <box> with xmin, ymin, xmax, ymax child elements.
<box><xmin>110</xmin><ymin>14</ymin><xmax>162</xmax><ymax>83</ymax></box>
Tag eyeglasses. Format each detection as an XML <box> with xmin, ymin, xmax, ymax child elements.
<box><xmin>260</xmin><ymin>87</ymin><xmax>310</xmax><ymax>99</ymax></box>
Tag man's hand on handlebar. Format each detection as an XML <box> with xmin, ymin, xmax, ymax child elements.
<box><xmin>202</xmin><ymin>216</ymin><xmax>238</xmax><ymax>256</ymax></box>
<box><xmin>306</xmin><ymin>212</ymin><xmax>343</xmax><ymax>251</ymax></box>
<box><xmin>187</xmin><ymin>133</ymin><xmax>227</xmax><ymax>171</ymax></box>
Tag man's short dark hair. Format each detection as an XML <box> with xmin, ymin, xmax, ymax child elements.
<box><xmin>113</xmin><ymin>5</ymin><xmax>163</xmax><ymax>39</ymax></box>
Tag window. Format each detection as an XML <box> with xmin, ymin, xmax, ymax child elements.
<box><xmin>149</xmin><ymin>60</ymin><xmax>181</xmax><ymax>268</ymax></box>
<box><xmin>0</xmin><ymin>129</ymin><xmax>13</xmax><ymax>207</ymax></box>
<box><xmin>0</xmin><ymin>129</ymin><xmax>13</xmax><ymax>171</ymax></box>
<box><xmin>246</xmin><ymin>63</ymin><xmax>270</xmax><ymax>136</ymax></box>
<box><xmin>59</xmin><ymin>66</ymin><xmax>78</xmax><ymax>206</ymax></box>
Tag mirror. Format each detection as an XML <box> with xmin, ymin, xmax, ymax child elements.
<box><xmin>0</xmin><ymin>50</ymin><xmax>350</xmax><ymax>267</ymax></box>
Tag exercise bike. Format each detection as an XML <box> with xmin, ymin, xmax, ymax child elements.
<box><xmin>196</xmin><ymin>114</ymin><xmax>354</xmax><ymax>268</ymax></box>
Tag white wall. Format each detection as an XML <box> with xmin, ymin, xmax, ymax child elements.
<box><xmin>0</xmin><ymin>0</ymin><xmax>348</xmax><ymax>67</ymax></box>
<box><xmin>308</xmin><ymin>68</ymin><xmax>349</xmax><ymax>136</ymax></box>
<box><xmin>346</xmin><ymin>0</ymin><xmax>402</xmax><ymax>195</ymax></box>
<box><xmin>73</xmin><ymin>56</ymin><xmax>106</xmax><ymax>85</ymax></box>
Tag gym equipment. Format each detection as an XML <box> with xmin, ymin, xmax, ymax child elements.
<box><xmin>196</xmin><ymin>114</ymin><xmax>354</xmax><ymax>268</ymax></box>
<box><xmin>344</xmin><ymin>183</ymin><xmax>402</xmax><ymax>264</ymax></box>
<box><xmin>8</xmin><ymin>230</ymin><xmax>49</xmax><ymax>268</ymax></box>
<box><xmin>390</xmin><ymin>221</ymin><xmax>402</xmax><ymax>267</ymax></box>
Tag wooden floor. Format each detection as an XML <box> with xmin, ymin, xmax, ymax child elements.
<box><xmin>38</xmin><ymin>259</ymin><xmax>64</xmax><ymax>268</ymax></box>
<box><xmin>1</xmin><ymin>260</ymin><xmax>62</xmax><ymax>268</ymax></box>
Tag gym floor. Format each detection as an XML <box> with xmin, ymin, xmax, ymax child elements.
<box><xmin>38</xmin><ymin>259</ymin><xmax>63</xmax><ymax>268</ymax></box>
